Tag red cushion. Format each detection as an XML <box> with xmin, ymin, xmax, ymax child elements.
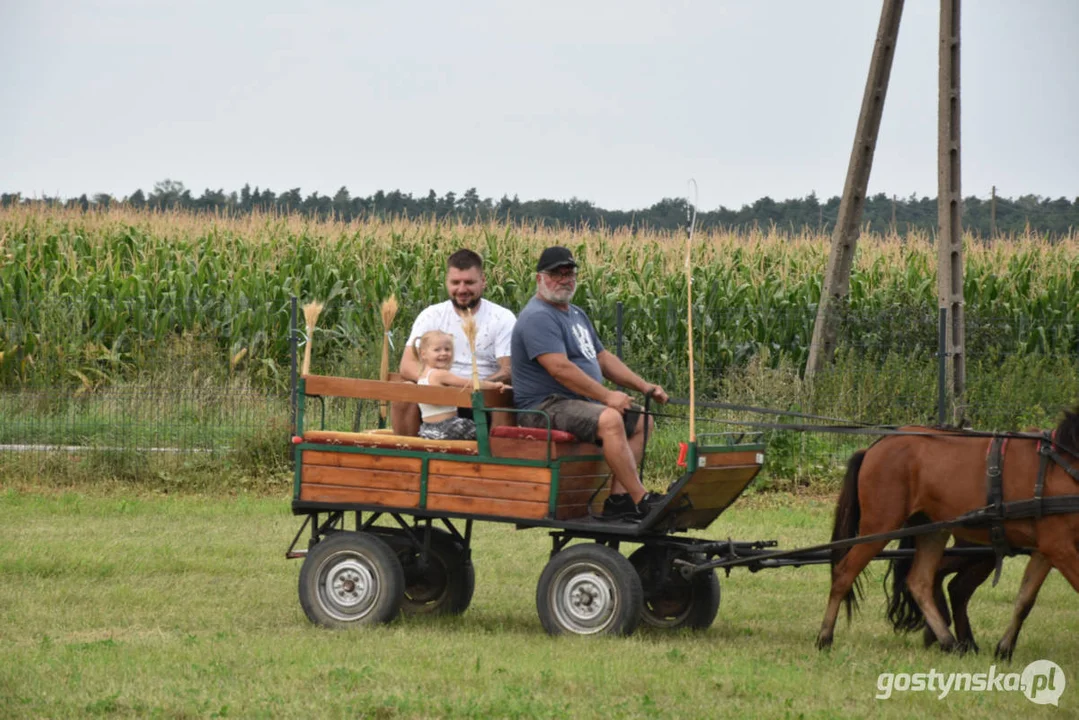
<box><xmin>489</xmin><ymin>425</ymin><xmax>579</xmax><ymax>443</ymax></box>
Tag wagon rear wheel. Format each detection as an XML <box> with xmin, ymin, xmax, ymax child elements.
<box><xmin>536</xmin><ymin>543</ymin><xmax>643</xmax><ymax>636</ymax></box>
<box><xmin>298</xmin><ymin>531</ymin><xmax>404</xmax><ymax>629</ymax></box>
<box><xmin>629</xmin><ymin>546</ymin><xmax>720</xmax><ymax>630</ymax></box>
<box><xmin>373</xmin><ymin>527</ymin><xmax>475</xmax><ymax>616</ymax></box>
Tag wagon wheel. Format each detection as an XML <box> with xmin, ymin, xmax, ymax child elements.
<box><xmin>298</xmin><ymin>531</ymin><xmax>405</xmax><ymax>629</ymax></box>
<box><xmin>372</xmin><ymin>527</ymin><xmax>475</xmax><ymax>616</ymax></box>
<box><xmin>629</xmin><ymin>546</ymin><xmax>720</xmax><ymax>630</ymax></box>
<box><xmin>536</xmin><ymin>543</ymin><xmax>643</xmax><ymax>636</ymax></box>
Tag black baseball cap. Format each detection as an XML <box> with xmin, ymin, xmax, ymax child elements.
<box><xmin>536</xmin><ymin>246</ymin><xmax>578</xmax><ymax>273</ymax></box>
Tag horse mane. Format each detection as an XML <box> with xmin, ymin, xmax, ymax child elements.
<box><xmin>1055</xmin><ymin>404</ymin><xmax>1079</xmax><ymax>452</ymax></box>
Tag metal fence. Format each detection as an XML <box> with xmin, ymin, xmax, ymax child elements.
<box><xmin>1</xmin><ymin>298</ymin><xmax>1075</xmax><ymax>488</ymax></box>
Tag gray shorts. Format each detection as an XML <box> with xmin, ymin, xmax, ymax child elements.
<box><xmin>518</xmin><ymin>395</ymin><xmax>641</xmax><ymax>445</ymax></box>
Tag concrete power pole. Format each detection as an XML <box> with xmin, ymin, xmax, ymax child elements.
<box><xmin>938</xmin><ymin>0</ymin><xmax>965</xmax><ymax>423</ymax></box>
<box><xmin>806</xmin><ymin>0</ymin><xmax>904</xmax><ymax>381</ymax></box>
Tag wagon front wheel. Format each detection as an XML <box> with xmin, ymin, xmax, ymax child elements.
<box><xmin>536</xmin><ymin>543</ymin><xmax>643</xmax><ymax>636</ymax></box>
<box><xmin>629</xmin><ymin>547</ymin><xmax>720</xmax><ymax>630</ymax></box>
<box><xmin>298</xmin><ymin>531</ymin><xmax>405</xmax><ymax>629</ymax></box>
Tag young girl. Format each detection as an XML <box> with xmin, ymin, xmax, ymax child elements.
<box><xmin>413</xmin><ymin>330</ymin><xmax>507</xmax><ymax>440</ymax></box>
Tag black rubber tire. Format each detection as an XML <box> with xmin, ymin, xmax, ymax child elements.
<box><xmin>536</xmin><ymin>543</ymin><xmax>643</xmax><ymax>636</ymax></box>
<box><xmin>298</xmin><ymin>531</ymin><xmax>405</xmax><ymax>629</ymax></box>
<box><xmin>629</xmin><ymin>546</ymin><xmax>721</xmax><ymax>630</ymax></box>
<box><xmin>371</xmin><ymin>527</ymin><xmax>475</xmax><ymax>616</ymax></box>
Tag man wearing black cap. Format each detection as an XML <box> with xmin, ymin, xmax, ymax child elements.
<box><xmin>511</xmin><ymin>246</ymin><xmax>670</xmax><ymax>520</ymax></box>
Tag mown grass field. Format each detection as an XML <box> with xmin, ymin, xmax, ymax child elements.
<box><xmin>2</xmin><ymin>484</ymin><xmax>1076</xmax><ymax>719</ymax></box>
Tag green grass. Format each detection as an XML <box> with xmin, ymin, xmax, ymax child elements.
<box><xmin>1</xmin><ymin>486</ymin><xmax>1076</xmax><ymax>718</ymax></box>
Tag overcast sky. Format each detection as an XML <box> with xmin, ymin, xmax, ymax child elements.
<box><xmin>2</xmin><ymin>0</ymin><xmax>1076</xmax><ymax>211</ymax></box>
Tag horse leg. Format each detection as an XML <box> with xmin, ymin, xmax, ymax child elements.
<box><xmin>904</xmin><ymin>531</ymin><xmax>959</xmax><ymax>652</ymax></box>
<box><xmin>816</xmin><ymin>540</ymin><xmax>889</xmax><ymax>650</ymax></box>
<box><xmin>995</xmin><ymin>552</ymin><xmax>1052</xmax><ymax>662</ymax></box>
<box><xmin>945</xmin><ymin>549</ymin><xmax>994</xmax><ymax>654</ymax></box>
<box><xmin>922</xmin><ymin>563</ymin><xmax>954</xmax><ymax>648</ymax></box>
<box><xmin>1036</xmin><ymin>517</ymin><xmax>1079</xmax><ymax>593</ymax></box>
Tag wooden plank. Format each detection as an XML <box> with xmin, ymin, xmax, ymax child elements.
<box><xmin>303</xmin><ymin>374</ymin><xmax>512</xmax><ymax>409</ymax></box>
<box><xmin>699</xmin><ymin>451</ymin><xmax>764</xmax><ymax>467</ymax></box>
<box><xmin>303</xmin><ymin>430</ymin><xmax>478</xmax><ymax>455</ymax></box>
<box><xmin>302</xmin><ymin>450</ymin><xmax>421</xmax><ymax>473</ymax></box>
<box><xmin>556</xmin><ymin>487</ymin><xmax>609</xmax><ymax>503</ymax></box>
<box><xmin>670</xmin><ymin>467</ymin><xmax>760</xmax><ymax>509</ymax></box>
<box><xmin>555</xmin><ymin>474</ymin><xmax>609</xmax><ymax>492</ymax></box>
<box><xmin>428</xmin><ymin>459</ymin><xmax>551</xmax><ymax>484</ymax></box>
<box><xmin>555</xmin><ymin>500</ymin><xmax>605</xmax><ymax>520</ymax></box>
<box><xmin>558</xmin><ymin>460</ymin><xmax>608</xmax><ymax>478</ymax></box>
<box><xmin>427</xmin><ymin>475</ymin><xmax>549</xmax><ymax>503</ymax></box>
<box><xmin>426</xmin><ymin>493</ymin><xmax>548</xmax><ymax>520</ymax></box>
<box><xmin>302</xmin><ymin>465</ymin><xmax>421</xmax><ymax>492</ymax></box>
<box><xmin>299</xmin><ymin>484</ymin><xmax>420</xmax><ymax>508</ymax></box>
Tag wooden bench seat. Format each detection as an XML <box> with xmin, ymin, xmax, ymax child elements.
<box><xmin>489</xmin><ymin>426</ymin><xmax>580</xmax><ymax>443</ymax></box>
<box><xmin>302</xmin><ymin>430</ymin><xmax>479</xmax><ymax>455</ymax></box>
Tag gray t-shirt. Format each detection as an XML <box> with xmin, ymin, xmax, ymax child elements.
<box><xmin>511</xmin><ymin>296</ymin><xmax>606</xmax><ymax>409</ymax></box>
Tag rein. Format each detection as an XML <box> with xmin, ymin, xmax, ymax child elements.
<box><xmin>642</xmin><ymin>395</ymin><xmax>1079</xmax><ymax>458</ymax></box>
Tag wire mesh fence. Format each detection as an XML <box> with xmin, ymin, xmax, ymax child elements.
<box><xmin>1</xmin><ymin>299</ymin><xmax>1075</xmax><ymax>488</ymax></box>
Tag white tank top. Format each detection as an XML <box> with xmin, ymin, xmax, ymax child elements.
<box><xmin>417</xmin><ymin>370</ymin><xmax>458</xmax><ymax>421</ymax></box>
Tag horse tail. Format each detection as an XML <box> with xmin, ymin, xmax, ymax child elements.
<box><xmin>831</xmin><ymin>449</ymin><xmax>866</xmax><ymax>621</ymax></box>
<box><xmin>884</xmin><ymin>535</ymin><xmax>925</xmax><ymax>633</ymax></box>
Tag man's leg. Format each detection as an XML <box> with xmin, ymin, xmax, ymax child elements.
<box><xmin>391</xmin><ymin>401</ymin><xmax>421</xmax><ymax>436</ymax></box>
<box><xmin>626</xmin><ymin>413</ymin><xmax>653</xmax><ymax>467</ymax></box>
<box><xmin>596</xmin><ymin>408</ymin><xmax>647</xmax><ymax>503</ymax></box>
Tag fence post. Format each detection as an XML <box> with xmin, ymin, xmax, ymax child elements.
<box><xmin>615</xmin><ymin>301</ymin><xmax>624</xmax><ymax>360</ymax></box>
<box><xmin>937</xmin><ymin>307</ymin><xmax>947</xmax><ymax>426</ymax></box>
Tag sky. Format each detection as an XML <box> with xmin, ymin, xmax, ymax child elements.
<box><xmin>1</xmin><ymin>0</ymin><xmax>1077</xmax><ymax>212</ymax></box>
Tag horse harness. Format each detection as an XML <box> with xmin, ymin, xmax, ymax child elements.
<box><xmin>984</xmin><ymin>431</ymin><xmax>1079</xmax><ymax>585</ymax></box>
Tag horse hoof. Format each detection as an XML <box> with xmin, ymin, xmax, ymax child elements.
<box><xmin>953</xmin><ymin>640</ymin><xmax>974</xmax><ymax>656</ymax></box>
<box><xmin>816</xmin><ymin>634</ymin><xmax>833</xmax><ymax>651</ymax></box>
<box><xmin>994</xmin><ymin>644</ymin><xmax>1014</xmax><ymax>662</ymax></box>
<box><xmin>938</xmin><ymin>637</ymin><xmax>957</xmax><ymax>654</ymax></box>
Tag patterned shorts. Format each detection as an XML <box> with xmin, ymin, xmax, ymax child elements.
<box><xmin>418</xmin><ymin>417</ymin><xmax>477</xmax><ymax>441</ymax></box>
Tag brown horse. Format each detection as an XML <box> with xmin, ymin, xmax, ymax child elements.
<box><xmin>817</xmin><ymin>407</ymin><xmax>1079</xmax><ymax>653</ymax></box>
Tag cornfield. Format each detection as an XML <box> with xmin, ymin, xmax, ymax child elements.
<box><xmin>1</xmin><ymin>204</ymin><xmax>1076</xmax><ymax>399</ymax></box>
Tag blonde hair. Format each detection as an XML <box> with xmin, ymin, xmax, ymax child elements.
<box><xmin>412</xmin><ymin>330</ymin><xmax>454</xmax><ymax>367</ymax></box>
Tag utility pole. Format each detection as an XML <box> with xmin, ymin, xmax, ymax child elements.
<box><xmin>938</xmin><ymin>0</ymin><xmax>965</xmax><ymax>424</ymax></box>
<box><xmin>806</xmin><ymin>0</ymin><xmax>904</xmax><ymax>381</ymax></box>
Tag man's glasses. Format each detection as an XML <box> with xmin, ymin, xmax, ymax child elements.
<box><xmin>542</xmin><ymin>268</ymin><xmax>577</xmax><ymax>280</ymax></box>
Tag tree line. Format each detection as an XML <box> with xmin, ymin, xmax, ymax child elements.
<box><xmin>3</xmin><ymin>180</ymin><xmax>1077</xmax><ymax>237</ymax></box>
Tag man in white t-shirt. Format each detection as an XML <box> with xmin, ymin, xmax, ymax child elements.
<box><xmin>391</xmin><ymin>249</ymin><xmax>516</xmax><ymax>435</ymax></box>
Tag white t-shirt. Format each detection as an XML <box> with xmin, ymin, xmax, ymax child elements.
<box><xmin>406</xmin><ymin>299</ymin><xmax>516</xmax><ymax>379</ymax></box>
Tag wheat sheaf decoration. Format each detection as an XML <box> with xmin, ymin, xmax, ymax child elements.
<box><xmin>301</xmin><ymin>300</ymin><xmax>324</xmax><ymax>377</ymax></box>
<box><xmin>379</xmin><ymin>295</ymin><xmax>399</xmax><ymax>419</ymax></box>
<box><xmin>461</xmin><ymin>308</ymin><xmax>480</xmax><ymax>391</ymax></box>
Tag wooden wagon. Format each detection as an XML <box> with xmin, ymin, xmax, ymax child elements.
<box><xmin>287</xmin><ymin>373</ymin><xmax>766</xmax><ymax>636</ymax></box>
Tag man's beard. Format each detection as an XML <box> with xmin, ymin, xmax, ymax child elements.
<box><xmin>538</xmin><ymin>282</ymin><xmax>575</xmax><ymax>304</ymax></box>
<box><xmin>451</xmin><ymin>296</ymin><xmax>481</xmax><ymax>311</ymax></box>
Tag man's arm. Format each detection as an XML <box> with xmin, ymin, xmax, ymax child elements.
<box><xmin>398</xmin><ymin>346</ymin><xmax>421</xmax><ymax>382</ymax></box>
<box><xmin>485</xmin><ymin>355</ymin><xmax>512</xmax><ymax>384</ymax></box>
<box><xmin>535</xmin><ymin>353</ymin><xmax>633</xmax><ymax>411</ymax></box>
<box><xmin>596</xmin><ymin>350</ymin><xmax>668</xmax><ymax>403</ymax></box>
